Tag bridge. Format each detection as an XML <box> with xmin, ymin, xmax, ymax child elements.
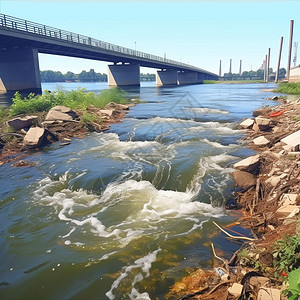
<box><xmin>0</xmin><ymin>13</ymin><xmax>218</xmax><ymax>93</ymax></box>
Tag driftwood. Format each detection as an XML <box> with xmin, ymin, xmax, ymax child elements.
<box><xmin>212</xmin><ymin>221</ymin><xmax>255</xmax><ymax>241</ymax></box>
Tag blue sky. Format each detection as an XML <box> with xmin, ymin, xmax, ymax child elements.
<box><xmin>1</xmin><ymin>0</ymin><xmax>299</xmax><ymax>75</ymax></box>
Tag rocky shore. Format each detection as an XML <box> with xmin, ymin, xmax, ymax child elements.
<box><xmin>0</xmin><ymin>102</ymin><xmax>133</xmax><ymax>165</ymax></box>
<box><xmin>168</xmin><ymin>97</ymin><xmax>300</xmax><ymax>300</ymax></box>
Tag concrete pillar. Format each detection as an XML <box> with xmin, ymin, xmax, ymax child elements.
<box><xmin>177</xmin><ymin>71</ymin><xmax>198</xmax><ymax>85</ymax></box>
<box><xmin>197</xmin><ymin>73</ymin><xmax>205</xmax><ymax>83</ymax></box>
<box><xmin>0</xmin><ymin>48</ymin><xmax>41</xmax><ymax>93</ymax></box>
<box><xmin>108</xmin><ymin>64</ymin><xmax>140</xmax><ymax>86</ymax></box>
<box><xmin>156</xmin><ymin>69</ymin><xmax>178</xmax><ymax>86</ymax></box>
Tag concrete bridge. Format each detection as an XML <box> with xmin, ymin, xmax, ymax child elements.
<box><xmin>0</xmin><ymin>14</ymin><xmax>218</xmax><ymax>93</ymax></box>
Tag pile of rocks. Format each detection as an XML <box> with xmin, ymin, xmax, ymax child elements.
<box><xmin>3</xmin><ymin>102</ymin><xmax>131</xmax><ymax>152</ymax></box>
<box><xmin>234</xmin><ymin>99</ymin><xmax>300</xmax><ymax>222</ymax></box>
<box><xmin>7</xmin><ymin>106</ymin><xmax>79</xmax><ymax>149</ymax></box>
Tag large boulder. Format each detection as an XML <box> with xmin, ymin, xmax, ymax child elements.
<box><xmin>232</xmin><ymin>170</ymin><xmax>256</xmax><ymax>189</ymax></box>
<box><xmin>253</xmin><ymin>136</ymin><xmax>270</xmax><ymax>147</ymax></box>
<box><xmin>7</xmin><ymin>115</ymin><xmax>38</xmax><ymax>131</ymax></box>
<box><xmin>97</xmin><ymin>109</ymin><xmax>114</xmax><ymax>117</ymax></box>
<box><xmin>45</xmin><ymin>106</ymin><xmax>77</xmax><ymax>121</ymax></box>
<box><xmin>254</xmin><ymin>117</ymin><xmax>273</xmax><ymax>131</ymax></box>
<box><xmin>23</xmin><ymin>127</ymin><xmax>45</xmax><ymax>148</ymax></box>
<box><xmin>233</xmin><ymin>155</ymin><xmax>260</xmax><ymax>174</ymax></box>
<box><xmin>240</xmin><ymin>118</ymin><xmax>254</xmax><ymax>129</ymax></box>
<box><xmin>104</xmin><ymin>102</ymin><xmax>130</xmax><ymax>110</ymax></box>
<box><xmin>281</xmin><ymin>129</ymin><xmax>300</xmax><ymax>151</ymax></box>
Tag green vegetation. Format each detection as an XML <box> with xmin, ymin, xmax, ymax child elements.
<box><xmin>0</xmin><ymin>106</ymin><xmax>10</xmax><ymax>121</ymax></box>
<box><xmin>203</xmin><ymin>80</ymin><xmax>219</xmax><ymax>84</ymax></box>
<box><xmin>10</xmin><ymin>87</ymin><xmax>128</xmax><ymax>116</ymax></box>
<box><xmin>40</xmin><ymin>69</ymin><xmax>156</xmax><ymax>82</ymax></box>
<box><xmin>41</xmin><ymin>69</ymin><xmax>107</xmax><ymax>82</ymax></box>
<box><xmin>80</xmin><ymin>112</ymin><xmax>98</xmax><ymax>124</ymax></box>
<box><xmin>275</xmin><ymin>82</ymin><xmax>300</xmax><ymax>95</ymax></box>
<box><xmin>273</xmin><ymin>234</ymin><xmax>300</xmax><ymax>276</ymax></box>
<box><xmin>140</xmin><ymin>73</ymin><xmax>155</xmax><ymax>81</ymax></box>
<box><xmin>287</xmin><ymin>269</ymin><xmax>300</xmax><ymax>300</ymax></box>
<box><xmin>223</xmin><ymin>68</ymin><xmax>286</xmax><ymax>81</ymax></box>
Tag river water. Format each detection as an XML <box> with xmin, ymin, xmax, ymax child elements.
<box><xmin>0</xmin><ymin>82</ymin><xmax>277</xmax><ymax>300</ymax></box>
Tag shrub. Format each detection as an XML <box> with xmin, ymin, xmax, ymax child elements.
<box><xmin>275</xmin><ymin>82</ymin><xmax>300</xmax><ymax>95</ymax></box>
<box><xmin>273</xmin><ymin>234</ymin><xmax>300</xmax><ymax>276</ymax></box>
<box><xmin>287</xmin><ymin>268</ymin><xmax>300</xmax><ymax>300</ymax></box>
<box><xmin>9</xmin><ymin>88</ymin><xmax>128</xmax><ymax>116</ymax></box>
<box><xmin>80</xmin><ymin>112</ymin><xmax>97</xmax><ymax>124</ymax></box>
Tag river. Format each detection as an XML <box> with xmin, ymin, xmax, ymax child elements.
<box><xmin>0</xmin><ymin>81</ymin><xmax>277</xmax><ymax>299</ymax></box>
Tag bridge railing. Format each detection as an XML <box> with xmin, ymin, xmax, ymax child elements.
<box><xmin>0</xmin><ymin>13</ymin><xmax>205</xmax><ymax>72</ymax></box>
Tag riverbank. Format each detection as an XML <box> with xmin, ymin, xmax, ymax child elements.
<box><xmin>171</xmin><ymin>97</ymin><xmax>300</xmax><ymax>300</ymax></box>
<box><xmin>0</xmin><ymin>99</ymin><xmax>134</xmax><ymax>166</ymax></box>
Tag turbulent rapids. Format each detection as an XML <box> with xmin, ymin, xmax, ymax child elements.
<box><xmin>0</xmin><ymin>82</ymin><xmax>278</xmax><ymax>299</ymax></box>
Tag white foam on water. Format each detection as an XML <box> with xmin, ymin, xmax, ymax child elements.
<box><xmin>106</xmin><ymin>248</ymin><xmax>161</xmax><ymax>300</ymax></box>
<box><xmin>189</xmin><ymin>107</ymin><xmax>230</xmax><ymax>114</ymax></box>
<box><xmin>188</xmin><ymin>153</ymin><xmax>235</xmax><ymax>194</ymax></box>
<box><xmin>201</xmin><ymin>138</ymin><xmax>237</xmax><ymax>149</ymax></box>
<box><xmin>188</xmin><ymin>121</ymin><xmax>239</xmax><ymax>135</ymax></box>
<box><xmin>32</xmin><ymin>173</ymin><xmax>223</xmax><ymax>250</ymax></box>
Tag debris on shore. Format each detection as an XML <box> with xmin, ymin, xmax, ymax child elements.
<box><xmin>168</xmin><ymin>97</ymin><xmax>300</xmax><ymax>300</ymax></box>
<box><xmin>0</xmin><ymin>102</ymin><xmax>133</xmax><ymax>165</ymax></box>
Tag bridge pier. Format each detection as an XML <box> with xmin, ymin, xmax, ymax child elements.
<box><xmin>177</xmin><ymin>71</ymin><xmax>199</xmax><ymax>85</ymax></box>
<box><xmin>156</xmin><ymin>69</ymin><xmax>178</xmax><ymax>86</ymax></box>
<box><xmin>0</xmin><ymin>47</ymin><xmax>41</xmax><ymax>93</ymax></box>
<box><xmin>197</xmin><ymin>73</ymin><xmax>205</xmax><ymax>83</ymax></box>
<box><xmin>108</xmin><ymin>63</ymin><xmax>140</xmax><ymax>86</ymax></box>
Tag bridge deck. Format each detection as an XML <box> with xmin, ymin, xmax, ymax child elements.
<box><xmin>0</xmin><ymin>13</ymin><xmax>217</xmax><ymax>76</ymax></box>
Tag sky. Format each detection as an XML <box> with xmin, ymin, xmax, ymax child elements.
<box><xmin>0</xmin><ymin>0</ymin><xmax>299</xmax><ymax>75</ymax></box>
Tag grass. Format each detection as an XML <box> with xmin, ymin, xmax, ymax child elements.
<box><xmin>10</xmin><ymin>87</ymin><xmax>128</xmax><ymax>116</ymax></box>
<box><xmin>275</xmin><ymin>82</ymin><xmax>300</xmax><ymax>95</ymax></box>
<box><xmin>203</xmin><ymin>80</ymin><xmax>265</xmax><ymax>84</ymax></box>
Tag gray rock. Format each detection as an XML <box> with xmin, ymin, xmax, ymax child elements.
<box><xmin>253</xmin><ymin>136</ymin><xmax>270</xmax><ymax>147</ymax></box>
<box><xmin>265</xmin><ymin>176</ymin><xmax>281</xmax><ymax>187</ymax></box>
<box><xmin>233</xmin><ymin>155</ymin><xmax>260</xmax><ymax>174</ymax></box>
<box><xmin>104</xmin><ymin>102</ymin><xmax>130</xmax><ymax>110</ymax></box>
<box><xmin>7</xmin><ymin>115</ymin><xmax>38</xmax><ymax>131</ymax></box>
<box><xmin>281</xmin><ymin>129</ymin><xmax>300</xmax><ymax>150</ymax></box>
<box><xmin>232</xmin><ymin>170</ymin><xmax>256</xmax><ymax>188</ymax></box>
<box><xmin>240</xmin><ymin>118</ymin><xmax>254</xmax><ymax>129</ymax></box>
<box><xmin>97</xmin><ymin>109</ymin><xmax>114</xmax><ymax>117</ymax></box>
<box><xmin>45</xmin><ymin>106</ymin><xmax>77</xmax><ymax>121</ymax></box>
<box><xmin>252</xmin><ymin>109</ymin><xmax>265</xmax><ymax>117</ymax></box>
<box><xmin>23</xmin><ymin>127</ymin><xmax>45</xmax><ymax>148</ymax></box>
<box><xmin>254</xmin><ymin>117</ymin><xmax>273</xmax><ymax>131</ymax></box>
<box><xmin>228</xmin><ymin>283</ymin><xmax>243</xmax><ymax>298</ymax></box>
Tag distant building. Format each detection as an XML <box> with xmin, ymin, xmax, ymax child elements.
<box><xmin>289</xmin><ymin>65</ymin><xmax>300</xmax><ymax>82</ymax></box>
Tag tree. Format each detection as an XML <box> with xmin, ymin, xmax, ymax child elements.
<box><xmin>65</xmin><ymin>71</ymin><xmax>75</xmax><ymax>80</ymax></box>
<box><xmin>279</xmin><ymin>68</ymin><xmax>286</xmax><ymax>76</ymax></box>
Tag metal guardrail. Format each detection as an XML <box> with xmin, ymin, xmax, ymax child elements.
<box><xmin>0</xmin><ymin>13</ymin><xmax>205</xmax><ymax>72</ymax></box>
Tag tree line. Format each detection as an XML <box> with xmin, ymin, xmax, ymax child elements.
<box><xmin>40</xmin><ymin>69</ymin><xmax>156</xmax><ymax>82</ymax></box>
<box><xmin>223</xmin><ymin>68</ymin><xmax>286</xmax><ymax>81</ymax></box>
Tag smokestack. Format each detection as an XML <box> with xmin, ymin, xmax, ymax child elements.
<box><xmin>239</xmin><ymin>60</ymin><xmax>242</xmax><ymax>76</ymax></box>
<box><xmin>219</xmin><ymin>60</ymin><xmax>222</xmax><ymax>77</ymax></box>
<box><xmin>275</xmin><ymin>37</ymin><xmax>283</xmax><ymax>83</ymax></box>
<box><xmin>229</xmin><ymin>59</ymin><xmax>232</xmax><ymax>73</ymax></box>
<box><xmin>266</xmin><ymin>48</ymin><xmax>271</xmax><ymax>83</ymax></box>
<box><xmin>264</xmin><ymin>55</ymin><xmax>267</xmax><ymax>82</ymax></box>
<box><xmin>287</xmin><ymin>20</ymin><xmax>294</xmax><ymax>81</ymax></box>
